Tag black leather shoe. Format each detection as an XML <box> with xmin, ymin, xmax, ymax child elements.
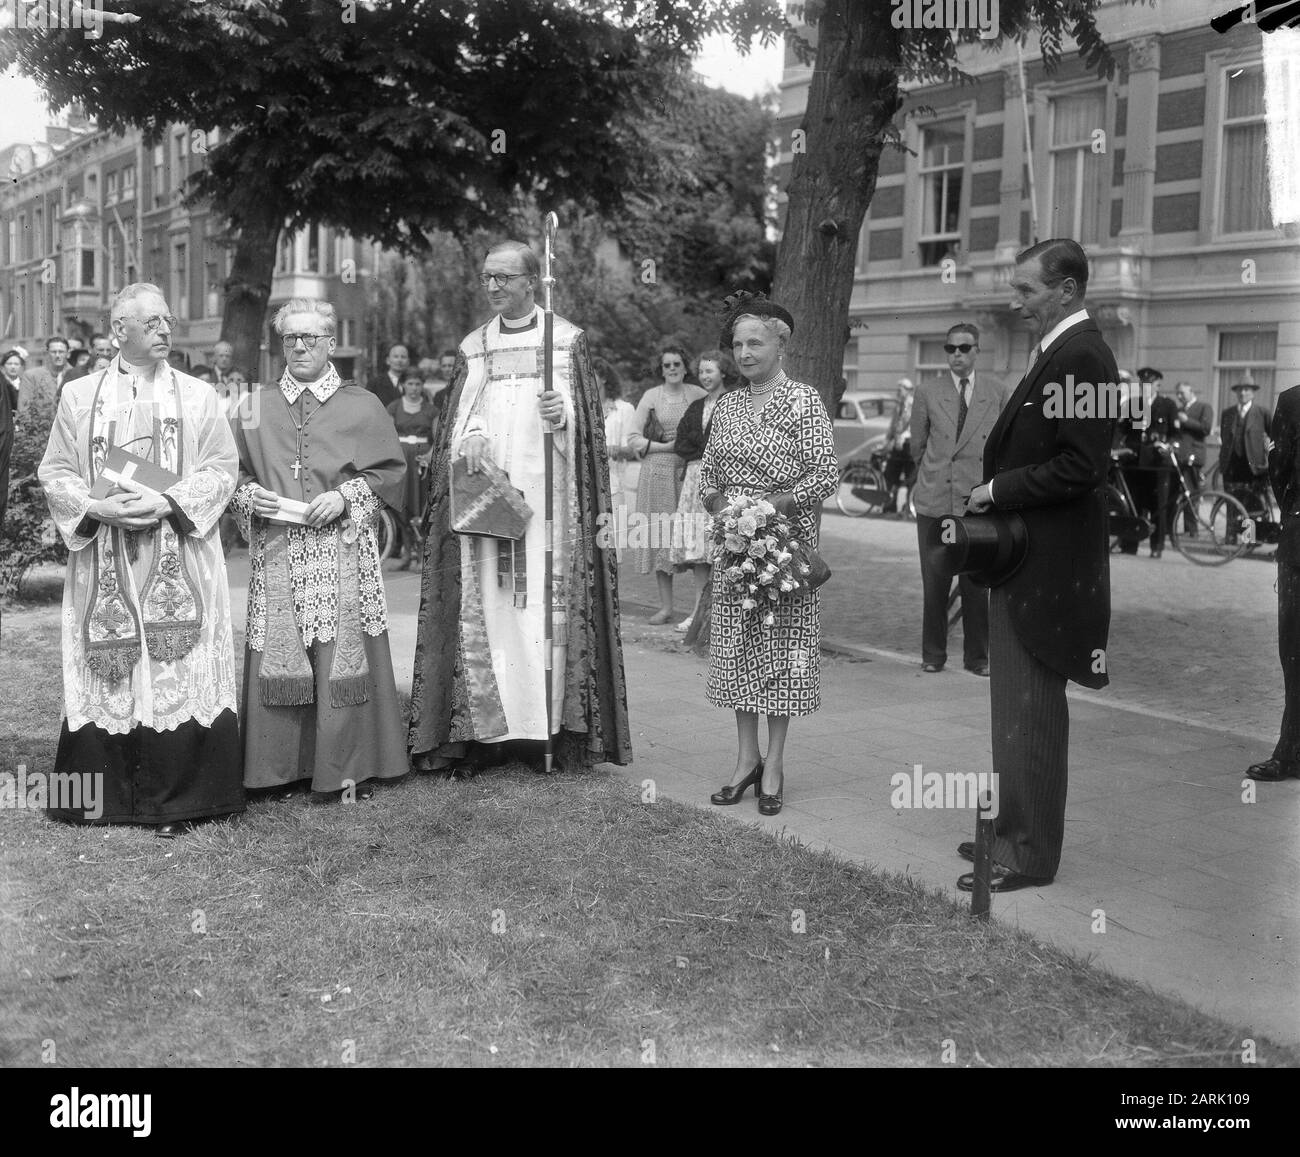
<box><xmin>922</xmin><ymin>662</ymin><xmax>944</xmax><ymax>674</ymax></box>
<box><xmin>965</xmin><ymin>663</ymin><xmax>990</xmax><ymax>677</ymax></box>
<box><xmin>758</xmin><ymin>770</ymin><xmax>784</xmax><ymax>816</ymax></box>
<box><xmin>1246</xmin><ymin>758</ymin><xmax>1300</xmax><ymax>781</ymax></box>
<box><xmin>957</xmin><ymin>863</ymin><xmax>1053</xmax><ymax>892</ymax></box>
<box><xmin>155</xmin><ymin>822</ymin><xmax>189</xmax><ymax>839</ymax></box>
<box><xmin>957</xmin><ymin>840</ymin><xmax>975</xmax><ymax>862</ymax></box>
<box><xmin>711</xmin><ymin>760</ymin><xmax>763</xmax><ymax>805</ymax></box>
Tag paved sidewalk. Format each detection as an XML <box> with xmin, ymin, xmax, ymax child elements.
<box><xmin>228</xmin><ymin>554</ymin><xmax>1300</xmax><ymax>1048</ymax></box>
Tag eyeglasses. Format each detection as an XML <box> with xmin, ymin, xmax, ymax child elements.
<box><xmin>661</xmin><ymin>361</ymin><xmax>684</xmax><ymax>369</ymax></box>
<box><xmin>944</xmin><ymin>343</ymin><xmax>976</xmax><ymax>354</ymax></box>
<box><xmin>133</xmin><ymin>314</ymin><xmax>177</xmax><ymax>333</ymax></box>
<box><xmin>281</xmin><ymin>333</ymin><xmax>331</xmax><ymax>349</ymax></box>
<box><xmin>478</xmin><ymin>272</ymin><xmax>528</xmax><ymax>289</ymax></box>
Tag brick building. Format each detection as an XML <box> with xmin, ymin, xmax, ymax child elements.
<box><xmin>774</xmin><ymin>0</ymin><xmax>1299</xmax><ymax>424</ymax></box>
<box><xmin>0</xmin><ymin>120</ymin><xmax>371</xmax><ymax>381</ymax></box>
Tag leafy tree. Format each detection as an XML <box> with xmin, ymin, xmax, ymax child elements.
<box><xmin>2</xmin><ymin>0</ymin><xmax>687</xmax><ymax>372</ymax></box>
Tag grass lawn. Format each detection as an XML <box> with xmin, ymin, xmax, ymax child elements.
<box><xmin>1</xmin><ymin>597</ymin><xmax>1295</xmax><ymax>1068</ymax></box>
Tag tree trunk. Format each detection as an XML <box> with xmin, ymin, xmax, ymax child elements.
<box><xmin>771</xmin><ymin>1</ymin><xmax>902</xmax><ymax>417</ymax></box>
<box><xmin>219</xmin><ymin>202</ymin><xmax>281</xmax><ymax>383</ymax></box>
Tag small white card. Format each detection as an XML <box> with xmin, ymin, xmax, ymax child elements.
<box><xmin>268</xmin><ymin>496</ymin><xmax>312</xmax><ymax>525</ymax></box>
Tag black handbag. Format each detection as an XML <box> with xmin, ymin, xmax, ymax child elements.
<box><xmin>791</xmin><ymin>541</ymin><xmax>832</xmax><ymax>590</ymax></box>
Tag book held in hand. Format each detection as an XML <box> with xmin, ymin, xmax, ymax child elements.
<box><xmin>450</xmin><ymin>456</ymin><xmax>532</xmax><ymax>541</ymax></box>
<box><xmin>88</xmin><ymin>447</ymin><xmax>179</xmax><ymax>503</ymax></box>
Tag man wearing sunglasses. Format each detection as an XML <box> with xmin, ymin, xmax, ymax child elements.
<box><xmin>409</xmin><ymin>239</ymin><xmax>631</xmax><ymax>777</ymax></box>
<box><xmin>911</xmin><ymin>323</ymin><xmax>1008</xmax><ymax>676</ymax></box>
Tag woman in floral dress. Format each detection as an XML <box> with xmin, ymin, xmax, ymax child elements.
<box><xmin>700</xmin><ymin>300</ymin><xmax>837</xmax><ymax>815</ymax></box>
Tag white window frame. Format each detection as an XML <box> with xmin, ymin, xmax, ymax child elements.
<box><xmin>916</xmin><ymin>118</ymin><xmax>967</xmax><ymax>268</ymax></box>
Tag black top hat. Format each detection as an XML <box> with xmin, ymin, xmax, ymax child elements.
<box><xmin>719</xmin><ymin>291</ymin><xmax>795</xmax><ymax>350</ymax></box>
<box><xmin>1229</xmin><ymin>381</ymin><xmax>1260</xmax><ymax>393</ymax></box>
<box><xmin>926</xmin><ymin>510</ymin><xmax>1029</xmax><ymax>589</ymax></box>
<box><xmin>1136</xmin><ymin>366</ymin><xmax>1163</xmax><ymax>382</ymax></box>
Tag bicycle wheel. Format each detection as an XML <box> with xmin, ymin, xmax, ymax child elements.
<box><xmin>374</xmin><ymin>507</ymin><xmax>398</xmax><ymax>562</ymax></box>
<box><xmin>1170</xmin><ymin>489</ymin><xmax>1251</xmax><ymax>565</ymax></box>
<box><xmin>835</xmin><ymin>461</ymin><xmax>889</xmax><ymax>517</ymax></box>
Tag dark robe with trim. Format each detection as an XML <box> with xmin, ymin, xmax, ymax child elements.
<box><xmin>408</xmin><ymin>315</ymin><xmax>632</xmax><ymax>768</ymax></box>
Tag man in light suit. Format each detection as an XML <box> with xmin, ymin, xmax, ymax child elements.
<box><xmin>911</xmin><ymin>323</ymin><xmax>1006</xmax><ymax>675</ymax></box>
<box><xmin>961</xmin><ymin>238</ymin><xmax>1117</xmax><ymax>892</ymax></box>
<box><xmin>19</xmin><ymin>335</ymin><xmax>71</xmax><ymax>417</ymax></box>
<box><xmin>1219</xmin><ymin>381</ymin><xmax>1272</xmax><ymax>531</ymax></box>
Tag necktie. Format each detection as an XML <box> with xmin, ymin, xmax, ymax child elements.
<box><xmin>956</xmin><ymin>377</ymin><xmax>970</xmax><ymax>439</ymax></box>
<box><xmin>1026</xmin><ymin>344</ymin><xmax>1042</xmax><ymax>375</ymax></box>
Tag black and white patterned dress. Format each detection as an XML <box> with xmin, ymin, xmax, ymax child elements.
<box><xmin>700</xmin><ymin>378</ymin><xmax>838</xmax><ymax>716</ymax></box>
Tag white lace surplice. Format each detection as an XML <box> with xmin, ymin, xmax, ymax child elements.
<box><xmin>230</xmin><ymin>476</ymin><xmax>388</xmax><ymax>649</ymax></box>
<box><xmin>39</xmin><ymin>367</ymin><xmax>240</xmax><ymax>734</ymax></box>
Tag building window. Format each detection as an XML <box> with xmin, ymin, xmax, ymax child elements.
<box><xmin>918</xmin><ymin>121</ymin><xmax>964</xmax><ymax>266</ymax></box>
<box><xmin>80</xmin><ymin>247</ymin><xmax>95</xmax><ymax>289</ymax></box>
<box><xmin>1049</xmin><ymin>90</ymin><xmax>1107</xmax><ymax>245</ymax></box>
<box><xmin>1213</xmin><ymin>329</ymin><xmax>1276</xmax><ymax>416</ymax></box>
<box><xmin>33</xmin><ymin>208</ymin><xmax>43</xmax><ymax>257</ymax></box>
<box><xmin>153</xmin><ymin>145</ymin><xmax>166</xmax><ymax>207</ymax></box>
<box><xmin>276</xmin><ymin>229</ymin><xmax>293</xmax><ymax>274</ymax></box>
<box><xmin>915</xmin><ymin>337</ymin><xmax>951</xmax><ymax>386</ymax></box>
<box><xmin>172</xmin><ymin>240</ymin><xmax>189</xmax><ymax>318</ymax></box>
<box><xmin>106</xmin><ymin>171</ymin><xmax>118</xmax><ymax>205</ymax></box>
<box><xmin>6</xmin><ymin>217</ymin><xmax>14</xmax><ymax>264</ymax></box>
<box><xmin>1219</xmin><ymin>64</ymin><xmax>1270</xmax><ymax>234</ymax></box>
<box><xmin>307</xmin><ymin>224</ymin><xmax>320</xmax><ymax>272</ymax></box>
<box><xmin>172</xmin><ymin>129</ymin><xmax>188</xmax><ymax>190</ymax></box>
<box><xmin>324</xmin><ymin>228</ymin><xmax>336</xmax><ymax>275</ymax></box>
<box><xmin>122</xmin><ymin>166</ymin><xmax>136</xmax><ymax>197</ymax></box>
<box><xmin>340</xmin><ymin>317</ymin><xmax>357</xmax><ymax>347</ymax></box>
<box><xmin>17</xmin><ymin>213</ymin><xmax>27</xmax><ymax>262</ymax></box>
<box><xmin>86</xmin><ymin>173</ymin><xmax>98</xmax><ymax>204</ymax></box>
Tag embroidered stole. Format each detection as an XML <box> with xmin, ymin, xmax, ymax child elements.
<box><xmin>81</xmin><ymin>367</ymin><xmax>204</xmax><ymax>683</ymax></box>
<box><xmin>256</xmin><ymin>515</ymin><xmax>371</xmax><ymax>708</ymax></box>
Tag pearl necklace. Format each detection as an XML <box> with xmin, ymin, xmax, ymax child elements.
<box><xmin>748</xmin><ymin>369</ymin><xmax>786</xmax><ymax>397</ymax></box>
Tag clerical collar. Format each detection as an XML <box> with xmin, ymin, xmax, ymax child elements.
<box><xmin>280</xmin><ymin>363</ymin><xmax>342</xmax><ymax>404</ymax></box>
<box><xmin>498</xmin><ymin>307</ymin><xmax>539</xmax><ymax>333</ymax></box>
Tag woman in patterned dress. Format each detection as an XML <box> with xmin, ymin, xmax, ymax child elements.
<box><xmin>701</xmin><ymin>302</ymin><xmax>837</xmax><ymax>815</ymax></box>
<box><xmin>630</xmin><ymin>344</ymin><xmax>706</xmax><ymax>623</ymax></box>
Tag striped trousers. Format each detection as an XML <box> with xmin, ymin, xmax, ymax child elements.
<box><xmin>989</xmin><ymin>586</ymin><xmax>1070</xmax><ymax>879</ymax></box>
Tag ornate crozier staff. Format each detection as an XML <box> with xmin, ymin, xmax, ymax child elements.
<box><xmin>541</xmin><ymin>211</ymin><xmax>559</xmax><ymax>774</ymax></box>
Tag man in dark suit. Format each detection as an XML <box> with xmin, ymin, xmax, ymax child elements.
<box><xmin>1219</xmin><ymin>382</ymin><xmax>1272</xmax><ymax>530</ymax></box>
<box><xmin>369</xmin><ymin>343</ymin><xmax>409</xmax><ymax>409</ymax></box>
<box><xmin>1171</xmin><ymin>381</ymin><xmax>1215</xmax><ymax>532</ymax></box>
<box><xmin>911</xmin><ymin>323</ymin><xmax>1006</xmax><ymax>675</ymax></box>
<box><xmin>1250</xmin><ymin>383</ymin><xmax>1300</xmax><ymax>780</ymax></box>
<box><xmin>960</xmin><ymin>238</ymin><xmax>1117</xmax><ymax>892</ymax></box>
<box><xmin>1117</xmin><ymin>367</ymin><xmax>1180</xmax><ymax>557</ymax></box>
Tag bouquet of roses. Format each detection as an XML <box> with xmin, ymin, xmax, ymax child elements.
<box><xmin>710</xmin><ymin>493</ymin><xmax>816</xmax><ymax>625</ymax></box>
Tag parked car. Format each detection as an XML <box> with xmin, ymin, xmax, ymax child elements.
<box><xmin>833</xmin><ymin>390</ymin><xmax>896</xmax><ymax>467</ymax></box>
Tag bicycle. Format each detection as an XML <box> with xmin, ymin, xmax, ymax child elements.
<box><xmin>836</xmin><ymin>447</ymin><xmax>916</xmax><ymax>518</ymax></box>
<box><xmin>1108</xmin><ymin>443</ymin><xmax>1256</xmax><ymax>565</ymax></box>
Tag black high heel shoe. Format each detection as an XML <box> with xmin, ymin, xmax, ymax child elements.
<box><xmin>710</xmin><ymin>759</ymin><xmax>763</xmax><ymax>805</ymax></box>
<box><xmin>758</xmin><ymin>769</ymin><xmax>784</xmax><ymax>816</ymax></box>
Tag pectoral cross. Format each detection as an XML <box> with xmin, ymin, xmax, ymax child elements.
<box><xmin>291</xmin><ymin>456</ymin><xmax>303</xmax><ymax>480</ymax></box>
